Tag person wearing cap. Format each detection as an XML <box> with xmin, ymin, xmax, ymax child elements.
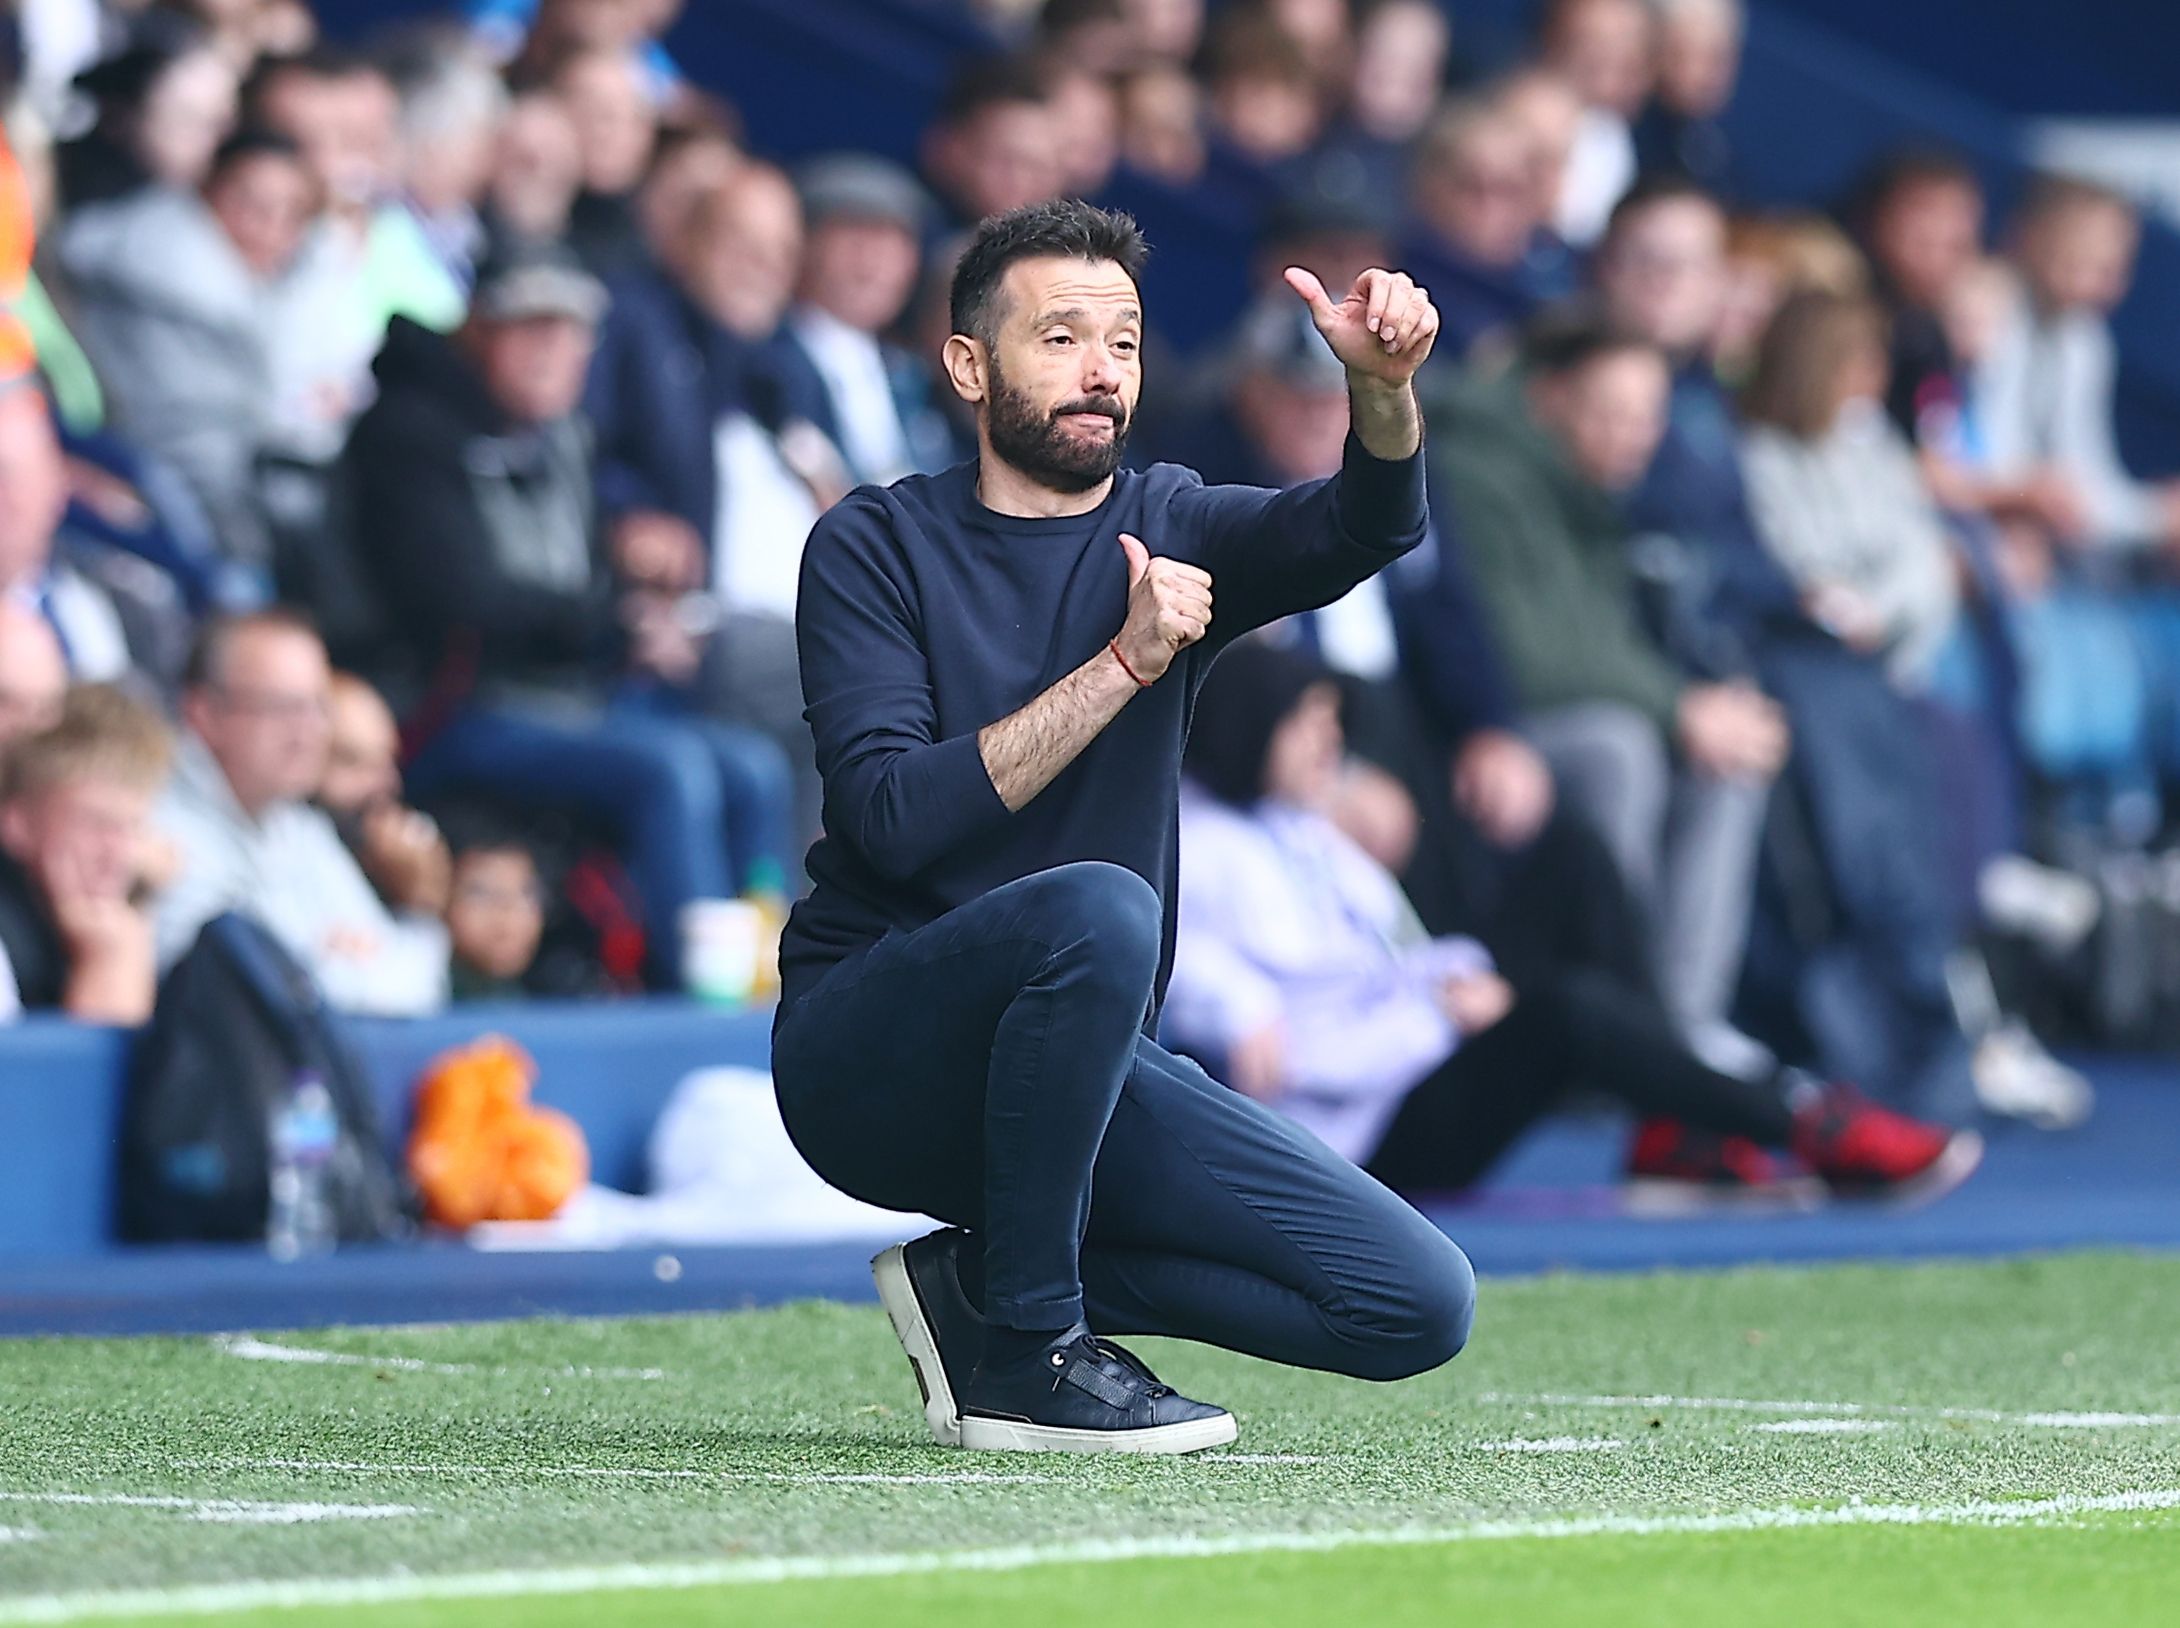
<box><xmin>776</xmin><ymin>200</ymin><xmax>1467</xmax><ymax>1455</ymax></box>
<box><xmin>785</xmin><ymin>154</ymin><xmax>953</xmax><ymax>489</ymax></box>
<box><xmin>346</xmin><ymin>247</ymin><xmax>795</xmax><ymax>989</ymax></box>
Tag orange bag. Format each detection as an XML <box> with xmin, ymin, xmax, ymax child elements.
<box><xmin>406</xmin><ymin>1037</ymin><xmax>588</xmax><ymax>1230</ymax></box>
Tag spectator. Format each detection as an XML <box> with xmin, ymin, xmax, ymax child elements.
<box><xmin>1430</xmin><ymin>318</ymin><xmax>1785</xmax><ymax>1043</ymax></box>
<box><xmin>496</xmin><ymin>0</ymin><xmax>689</xmax><ymax>107</ymax></box>
<box><xmin>0</xmin><ymin>384</ymin><xmax>136</xmax><ymax>687</ymax></box>
<box><xmin>1713</xmin><ymin>210</ymin><xmax>1869</xmax><ymax>383</ymax></box>
<box><xmin>1116</xmin><ymin>64</ymin><xmax>1205</xmax><ymax>187</ymax></box>
<box><xmin>588</xmin><ymin>163</ymin><xmax>836</xmax><ymax>850</ymax></box>
<box><xmin>485</xmin><ymin>88</ymin><xmax>584</xmax><ymax>252</ymax></box>
<box><xmin>1033</xmin><ymin>0</ymin><xmax>1134</xmax><ymax>76</ymax></box>
<box><xmin>1741</xmin><ymin>290</ymin><xmax>1960</xmax><ymax>691</ymax></box>
<box><xmin>347</xmin><ymin>244</ymin><xmax>793</xmax><ymax>984</ymax></box>
<box><xmin>249</xmin><ymin>48</ymin><xmax>462</xmax><ymax>340</ymax></box>
<box><xmin>1633</xmin><ymin>0</ymin><xmax>1743</xmax><ymax>194</ymax></box>
<box><xmin>445</xmin><ymin>832</ymin><xmax>545</xmax><ymax>1001</ymax></box>
<box><xmin>387</xmin><ymin>36</ymin><xmax>510</xmax><ymax>303</ymax></box>
<box><xmin>1493</xmin><ymin>66</ymin><xmax>1583</xmax><ymax>246</ymax></box>
<box><xmin>1165</xmin><ymin>638</ymin><xmax>1976</xmax><ymax>1201</ymax></box>
<box><xmin>550</xmin><ymin>45</ymin><xmax>659</xmax><ymax>276</ymax></box>
<box><xmin>58</xmin><ymin>21</ymin><xmax>238</xmax><ymax>210</ymax></box>
<box><xmin>1850</xmin><ymin>149</ymin><xmax>1987</xmax><ymax>449</ymax></box>
<box><xmin>921</xmin><ymin>57</ymin><xmax>1063</xmax><ymax>235</ymax></box>
<box><xmin>1305</xmin><ymin>0</ymin><xmax>1448</xmax><ymax>206</ymax></box>
<box><xmin>1405</xmin><ymin>99</ymin><xmax>1577</xmax><ymax>359</ymax></box>
<box><xmin>1199</xmin><ymin>10</ymin><xmax>1325</xmax><ymax>172</ymax></box>
<box><xmin>786</xmin><ymin>155</ymin><xmax>954</xmax><ymax>488</ymax></box>
<box><xmin>0</xmin><ymin>683</ymin><xmax>171</xmax><ymax>1026</ymax></box>
<box><xmin>1120</xmin><ymin>0</ymin><xmax>1205</xmax><ymax>64</ymax></box>
<box><xmin>635</xmin><ymin>122</ymin><xmax>741</xmax><ymax>265</ymax></box>
<box><xmin>319</xmin><ymin>670</ymin><xmax>453</xmax><ymax>921</ymax></box>
<box><xmin>1536</xmin><ymin>0</ymin><xmax>1652</xmax><ymax>247</ymax></box>
<box><xmin>1035</xmin><ymin>58</ymin><xmax>1122</xmax><ymax>198</ymax></box>
<box><xmin>1979</xmin><ymin>174</ymin><xmax>2180</xmax><ymax>553</ymax></box>
<box><xmin>1343</xmin><ymin>0</ymin><xmax>1449</xmax><ymax>156</ymax></box>
<box><xmin>0</xmin><ymin>601</ymin><xmax>67</xmax><ymax>753</ymax></box>
<box><xmin>154</xmin><ymin>610</ymin><xmax>450</xmax><ymax>1014</ymax></box>
<box><xmin>1597</xmin><ymin>178</ymin><xmax>1984</xmax><ymax>1117</ymax></box>
<box><xmin>60</xmin><ymin>128</ymin><xmax>318</xmax><ymax>568</ymax></box>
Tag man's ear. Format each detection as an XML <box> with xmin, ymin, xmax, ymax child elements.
<box><xmin>943</xmin><ymin>332</ymin><xmax>988</xmax><ymax>406</ymax></box>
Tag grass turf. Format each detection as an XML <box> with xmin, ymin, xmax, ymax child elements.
<box><xmin>3</xmin><ymin>1250</ymin><xmax>2177</xmax><ymax>1625</ymax></box>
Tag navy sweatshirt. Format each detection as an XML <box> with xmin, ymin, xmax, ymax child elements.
<box><xmin>779</xmin><ymin>435</ymin><xmax>1429</xmax><ymax>1015</ymax></box>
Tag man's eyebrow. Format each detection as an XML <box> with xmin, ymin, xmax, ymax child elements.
<box><xmin>1032</xmin><ymin>306</ymin><xmax>1144</xmax><ymax>327</ymax></box>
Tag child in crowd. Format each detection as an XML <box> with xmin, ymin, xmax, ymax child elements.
<box><xmin>445</xmin><ymin>834</ymin><xmax>546</xmax><ymax>1002</ymax></box>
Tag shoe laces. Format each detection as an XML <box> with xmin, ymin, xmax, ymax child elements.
<box><xmin>1084</xmin><ymin>1334</ymin><xmax>1173</xmax><ymax>1399</ymax></box>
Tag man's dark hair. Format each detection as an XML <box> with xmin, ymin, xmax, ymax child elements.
<box><xmin>1845</xmin><ymin>145</ymin><xmax>1982</xmax><ymax>228</ymax></box>
<box><xmin>206</xmin><ymin>126</ymin><xmax>306</xmax><ymax>186</ymax></box>
<box><xmin>1602</xmin><ymin>171</ymin><xmax>1723</xmax><ymax>248</ymax></box>
<box><xmin>1518</xmin><ymin>303</ymin><xmax>1659</xmax><ymax>377</ymax></box>
<box><xmin>949</xmin><ymin>199</ymin><xmax>1149</xmax><ymax>345</ymax></box>
<box><xmin>241</xmin><ymin>45</ymin><xmax>386</xmax><ymax>122</ymax></box>
<box><xmin>936</xmin><ymin>54</ymin><xmax>1050</xmax><ymax>128</ymax></box>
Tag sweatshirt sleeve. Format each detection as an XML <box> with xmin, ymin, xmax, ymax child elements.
<box><xmin>797</xmin><ymin>497</ymin><xmax>1012</xmax><ymax>883</ymax></box>
<box><xmin>1170</xmin><ymin>433</ymin><xmax>1429</xmax><ymax>641</ymax></box>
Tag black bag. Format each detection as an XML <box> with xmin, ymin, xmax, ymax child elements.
<box><xmin>117</xmin><ymin>913</ymin><xmax>415</xmax><ymax>1244</ymax></box>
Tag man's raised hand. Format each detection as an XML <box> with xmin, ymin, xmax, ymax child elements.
<box><xmin>1284</xmin><ymin>265</ymin><xmax>1441</xmax><ymax>384</ymax></box>
<box><xmin>1113</xmin><ymin>532</ymin><xmax>1212</xmax><ymax>685</ymax></box>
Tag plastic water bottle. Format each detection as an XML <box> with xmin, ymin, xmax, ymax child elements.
<box><xmin>267</xmin><ymin>1073</ymin><xmax>340</xmax><ymax>1261</ymax></box>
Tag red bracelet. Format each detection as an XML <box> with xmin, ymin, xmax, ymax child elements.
<box><xmin>1108</xmin><ymin>638</ymin><xmax>1154</xmax><ymax>688</ymax></box>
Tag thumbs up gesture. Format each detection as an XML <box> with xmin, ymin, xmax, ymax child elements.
<box><xmin>1284</xmin><ymin>265</ymin><xmax>1440</xmax><ymax>384</ymax></box>
<box><xmin>1112</xmin><ymin>531</ymin><xmax>1213</xmax><ymax>685</ymax></box>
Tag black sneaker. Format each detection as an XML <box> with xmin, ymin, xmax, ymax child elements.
<box><xmin>957</xmin><ymin>1322</ymin><xmax>1237</xmax><ymax>1455</ymax></box>
<box><xmin>873</xmin><ymin>1228</ymin><xmax>985</xmax><ymax>1447</ymax></box>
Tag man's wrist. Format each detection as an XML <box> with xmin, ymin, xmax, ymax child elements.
<box><xmin>1346</xmin><ymin>373</ymin><xmax>1421</xmax><ymax>459</ymax></box>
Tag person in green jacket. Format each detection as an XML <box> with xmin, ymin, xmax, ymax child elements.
<box><xmin>1426</xmin><ymin>316</ymin><xmax>1788</xmax><ymax>1052</ymax></box>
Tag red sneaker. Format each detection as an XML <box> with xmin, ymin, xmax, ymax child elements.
<box><xmin>1792</xmin><ymin>1084</ymin><xmax>1984</xmax><ymax>1203</ymax></box>
<box><xmin>1623</xmin><ymin>1119</ymin><xmax>1823</xmax><ymax>1214</ymax></box>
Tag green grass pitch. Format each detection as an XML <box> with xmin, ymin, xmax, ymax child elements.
<box><xmin>4</xmin><ymin>1251</ymin><xmax>2178</xmax><ymax>1626</ymax></box>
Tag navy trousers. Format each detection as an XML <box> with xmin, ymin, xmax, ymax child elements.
<box><xmin>772</xmin><ymin>862</ymin><xmax>1475</xmax><ymax>1382</ymax></box>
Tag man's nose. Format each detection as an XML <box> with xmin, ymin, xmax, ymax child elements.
<box><xmin>1081</xmin><ymin>346</ymin><xmax>1123</xmax><ymax>394</ymax></box>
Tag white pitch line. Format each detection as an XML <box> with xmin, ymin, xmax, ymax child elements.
<box><xmin>1476</xmin><ymin>1438</ymin><xmax>1624</xmax><ymax>1454</ymax></box>
<box><xmin>1205</xmin><ymin>1454</ymin><xmax>1327</xmax><ymax>1466</ymax></box>
<box><xmin>175</xmin><ymin>1458</ymin><xmax>1057</xmax><ymax>1487</ymax></box>
<box><xmin>2</xmin><ymin>1488</ymin><xmax>2176</xmax><ymax>1623</ymax></box>
<box><xmin>1753</xmin><ymin>1419</ymin><xmax>1898</xmax><ymax>1435</ymax></box>
<box><xmin>0</xmin><ymin>1528</ymin><xmax>38</xmax><ymax>1544</ymax></box>
<box><xmin>211</xmin><ymin>1335</ymin><xmax>665</xmax><ymax>1382</ymax></box>
<box><xmin>1474</xmin><ymin>1391</ymin><xmax>2180</xmax><ymax>1428</ymax></box>
<box><xmin>0</xmin><ymin>1494</ymin><xmax>421</xmax><ymax>1526</ymax></box>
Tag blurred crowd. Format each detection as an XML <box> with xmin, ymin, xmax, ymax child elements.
<box><xmin>0</xmin><ymin>0</ymin><xmax>2172</xmax><ymax>1152</ymax></box>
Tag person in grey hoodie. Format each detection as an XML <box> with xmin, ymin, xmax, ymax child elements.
<box><xmin>58</xmin><ymin>129</ymin><xmax>329</xmax><ymax>569</ymax></box>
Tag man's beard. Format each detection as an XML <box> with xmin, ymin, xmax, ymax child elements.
<box><xmin>983</xmin><ymin>358</ymin><xmax>1131</xmax><ymax>493</ymax></box>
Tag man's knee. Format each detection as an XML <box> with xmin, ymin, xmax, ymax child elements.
<box><xmin>1016</xmin><ymin>862</ymin><xmax>1163</xmax><ymax>994</ymax></box>
<box><xmin>1348</xmin><ymin>1235</ymin><xmax>1477</xmax><ymax>1381</ymax></box>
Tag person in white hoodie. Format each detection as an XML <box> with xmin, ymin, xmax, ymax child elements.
<box><xmin>1165</xmin><ymin>637</ymin><xmax>1980</xmax><ymax>1200</ymax></box>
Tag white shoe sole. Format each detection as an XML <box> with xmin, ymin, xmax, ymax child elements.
<box><xmin>1881</xmin><ymin>1129</ymin><xmax>1986</xmax><ymax>1209</ymax></box>
<box><xmin>958</xmin><ymin>1410</ymin><xmax>1239</xmax><ymax>1455</ymax></box>
<box><xmin>1622</xmin><ymin>1174</ymin><xmax>1827</xmax><ymax>1218</ymax></box>
<box><xmin>872</xmin><ymin>1242</ymin><xmax>961</xmax><ymax>1448</ymax></box>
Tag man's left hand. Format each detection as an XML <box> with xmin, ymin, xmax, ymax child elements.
<box><xmin>1283</xmin><ymin>266</ymin><xmax>1440</xmax><ymax>385</ymax></box>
